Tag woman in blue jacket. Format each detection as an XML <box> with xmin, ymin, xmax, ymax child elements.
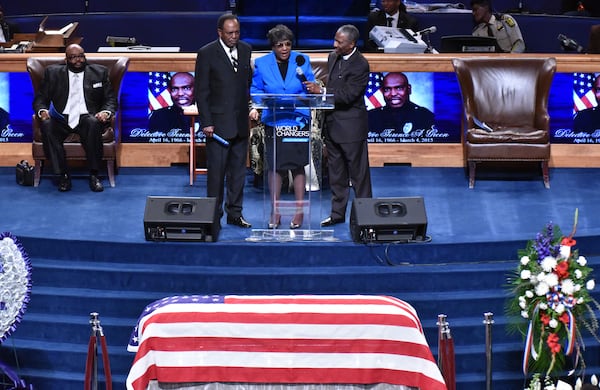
<box><xmin>250</xmin><ymin>24</ymin><xmax>316</xmax><ymax>230</ymax></box>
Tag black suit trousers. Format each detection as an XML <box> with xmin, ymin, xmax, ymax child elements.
<box><xmin>205</xmin><ymin>135</ymin><xmax>248</xmax><ymax>219</ymax></box>
<box><xmin>324</xmin><ymin>138</ymin><xmax>372</xmax><ymax>220</ymax></box>
<box><xmin>40</xmin><ymin>114</ymin><xmax>104</xmax><ymax>174</ymax></box>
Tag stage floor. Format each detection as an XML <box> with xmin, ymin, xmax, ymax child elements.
<box><xmin>2</xmin><ymin>165</ymin><xmax>600</xmax><ymax>246</ymax></box>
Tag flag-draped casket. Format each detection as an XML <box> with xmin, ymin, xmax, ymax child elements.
<box><xmin>126</xmin><ymin>295</ymin><xmax>447</xmax><ymax>390</ymax></box>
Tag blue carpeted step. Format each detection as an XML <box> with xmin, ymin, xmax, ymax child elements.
<box><xmin>0</xmin><ymin>338</ymin><xmax>130</xmax><ymax>389</ymax></box>
<box><xmin>29</xmin><ymin>258</ymin><xmax>520</xmax><ymax>293</ymax></box>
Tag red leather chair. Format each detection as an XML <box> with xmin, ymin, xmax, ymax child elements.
<box><xmin>26</xmin><ymin>56</ymin><xmax>129</xmax><ymax>187</ymax></box>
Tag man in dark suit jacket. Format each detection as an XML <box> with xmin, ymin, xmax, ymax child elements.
<box><xmin>0</xmin><ymin>4</ymin><xmax>20</xmax><ymax>43</ymax></box>
<box><xmin>304</xmin><ymin>25</ymin><xmax>373</xmax><ymax>226</ymax></box>
<box><xmin>33</xmin><ymin>44</ymin><xmax>116</xmax><ymax>192</ymax></box>
<box><xmin>195</xmin><ymin>13</ymin><xmax>253</xmax><ymax>228</ymax></box>
<box><xmin>364</xmin><ymin>0</ymin><xmax>419</xmax><ymax>52</ymax></box>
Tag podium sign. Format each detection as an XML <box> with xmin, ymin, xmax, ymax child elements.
<box><xmin>249</xmin><ymin>93</ymin><xmax>334</xmax><ymax>242</ymax></box>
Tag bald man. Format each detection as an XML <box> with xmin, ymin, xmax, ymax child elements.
<box><xmin>33</xmin><ymin>44</ymin><xmax>116</xmax><ymax>192</ymax></box>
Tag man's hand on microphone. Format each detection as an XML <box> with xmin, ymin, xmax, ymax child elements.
<box><xmin>303</xmin><ymin>81</ymin><xmax>323</xmax><ymax>94</ymax></box>
<box><xmin>203</xmin><ymin>125</ymin><xmax>215</xmax><ymax>137</ymax></box>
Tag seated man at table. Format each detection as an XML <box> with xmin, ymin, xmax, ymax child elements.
<box><xmin>471</xmin><ymin>0</ymin><xmax>525</xmax><ymax>53</ymax></box>
<box><xmin>364</xmin><ymin>0</ymin><xmax>419</xmax><ymax>52</ymax></box>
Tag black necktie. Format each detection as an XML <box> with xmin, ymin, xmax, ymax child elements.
<box><xmin>386</xmin><ymin>17</ymin><xmax>393</xmax><ymax>27</ymax></box>
<box><xmin>230</xmin><ymin>47</ymin><xmax>238</xmax><ymax>72</ymax></box>
<box><xmin>487</xmin><ymin>23</ymin><xmax>494</xmax><ymax>37</ymax></box>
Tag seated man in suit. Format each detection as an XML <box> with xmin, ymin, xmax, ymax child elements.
<box><xmin>364</xmin><ymin>0</ymin><xmax>419</xmax><ymax>52</ymax></box>
<box><xmin>33</xmin><ymin>44</ymin><xmax>117</xmax><ymax>192</ymax></box>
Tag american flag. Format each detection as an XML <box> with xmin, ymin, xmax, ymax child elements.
<box><xmin>573</xmin><ymin>72</ymin><xmax>598</xmax><ymax>113</ymax></box>
<box><xmin>126</xmin><ymin>295</ymin><xmax>446</xmax><ymax>390</ymax></box>
<box><xmin>364</xmin><ymin>72</ymin><xmax>386</xmax><ymax>111</ymax></box>
<box><xmin>148</xmin><ymin>72</ymin><xmax>173</xmax><ymax>112</ymax></box>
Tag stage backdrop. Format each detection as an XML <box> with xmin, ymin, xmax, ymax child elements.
<box><xmin>2</xmin><ymin>70</ymin><xmax>598</xmax><ymax>145</ymax></box>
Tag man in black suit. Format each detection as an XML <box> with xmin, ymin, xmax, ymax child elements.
<box><xmin>0</xmin><ymin>4</ymin><xmax>20</xmax><ymax>43</ymax></box>
<box><xmin>33</xmin><ymin>44</ymin><xmax>116</xmax><ymax>192</ymax></box>
<box><xmin>364</xmin><ymin>0</ymin><xmax>419</xmax><ymax>52</ymax></box>
<box><xmin>195</xmin><ymin>13</ymin><xmax>253</xmax><ymax>228</ymax></box>
<box><xmin>304</xmin><ymin>25</ymin><xmax>373</xmax><ymax>227</ymax></box>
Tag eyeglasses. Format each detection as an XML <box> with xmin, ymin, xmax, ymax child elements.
<box><xmin>67</xmin><ymin>54</ymin><xmax>86</xmax><ymax>60</ymax></box>
<box><xmin>275</xmin><ymin>41</ymin><xmax>292</xmax><ymax>48</ymax></box>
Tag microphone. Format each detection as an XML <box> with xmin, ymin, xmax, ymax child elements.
<box><xmin>558</xmin><ymin>34</ymin><xmax>584</xmax><ymax>53</ymax></box>
<box><xmin>413</xmin><ymin>26</ymin><xmax>437</xmax><ymax>36</ymax></box>
<box><xmin>295</xmin><ymin>55</ymin><xmax>308</xmax><ymax>83</ymax></box>
<box><xmin>212</xmin><ymin>133</ymin><xmax>230</xmax><ymax>146</ymax></box>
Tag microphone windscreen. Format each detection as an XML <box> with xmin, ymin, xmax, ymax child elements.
<box><xmin>295</xmin><ymin>55</ymin><xmax>306</xmax><ymax>66</ymax></box>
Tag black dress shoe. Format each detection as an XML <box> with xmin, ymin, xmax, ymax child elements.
<box><xmin>320</xmin><ymin>216</ymin><xmax>344</xmax><ymax>227</ymax></box>
<box><xmin>89</xmin><ymin>175</ymin><xmax>104</xmax><ymax>192</ymax></box>
<box><xmin>227</xmin><ymin>215</ymin><xmax>252</xmax><ymax>228</ymax></box>
<box><xmin>58</xmin><ymin>174</ymin><xmax>72</xmax><ymax>192</ymax></box>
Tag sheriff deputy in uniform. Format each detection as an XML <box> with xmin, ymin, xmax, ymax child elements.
<box><xmin>471</xmin><ymin>0</ymin><xmax>525</xmax><ymax>53</ymax></box>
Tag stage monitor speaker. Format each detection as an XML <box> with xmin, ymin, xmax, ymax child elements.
<box><xmin>143</xmin><ymin>196</ymin><xmax>220</xmax><ymax>242</ymax></box>
<box><xmin>350</xmin><ymin>197</ymin><xmax>427</xmax><ymax>243</ymax></box>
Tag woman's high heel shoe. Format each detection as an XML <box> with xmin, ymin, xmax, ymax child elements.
<box><xmin>268</xmin><ymin>214</ymin><xmax>281</xmax><ymax>229</ymax></box>
<box><xmin>290</xmin><ymin>213</ymin><xmax>303</xmax><ymax>229</ymax></box>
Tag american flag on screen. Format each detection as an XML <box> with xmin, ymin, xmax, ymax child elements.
<box><xmin>148</xmin><ymin>72</ymin><xmax>173</xmax><ymax>112</ymax></box>
<box><xmin>364</xmin><ymin>72</ymin><xmax>386</xmax><ymax>111</ymax></box>
<box><xmin>126</xmin><ymin>295</ymin><xmax>447</xmax><ymax>390</ymax></box>
<box><xmin>573</xmin><ymin>72</ymin><xmax>598</xmax><ymax>113</ymax></box>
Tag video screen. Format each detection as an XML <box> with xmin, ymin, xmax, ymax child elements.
<box><xmin>2</xmin><ymin>70</ymin><xmax>598</xmax><ymax>145</ymax></box>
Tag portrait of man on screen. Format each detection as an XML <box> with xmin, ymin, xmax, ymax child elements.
<box><xmin>366</xmin><ymin>71</ymin><xmax>435</xmax><ymax>143</ymax></box>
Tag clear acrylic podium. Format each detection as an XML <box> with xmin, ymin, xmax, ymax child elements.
<box><xmin>248</xmin><ymin>93</ymin><xmax>334</xmax><ymax>242</ymax></box>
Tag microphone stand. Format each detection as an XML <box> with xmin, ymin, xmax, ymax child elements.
<box><xmin>421</xmin><ymin>32</ymin><xmax>434</xmax><ymax>53</ymax></box>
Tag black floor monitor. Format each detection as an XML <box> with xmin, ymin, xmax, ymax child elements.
<box><xmin>143</xmin><ymin>196</ymin><xmax>220</xmax><ymax>242</ymax></box>
<box><xmin>440</xmin><ymin>35</ymin><xmax>498</xmax><ymax>53</ymax></box>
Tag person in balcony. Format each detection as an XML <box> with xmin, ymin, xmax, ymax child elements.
<box><xmin>364</xmin><ymin>0</ymin><xmax>419</xmax><ymax>52</ymax></box>
<box><xmin>471</xmin><ymin>0</ymin><xmax>525</xmax><ymax>53</ymax></box>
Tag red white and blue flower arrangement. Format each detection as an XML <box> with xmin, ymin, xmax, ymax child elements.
<box><xmin>507</xmin><ymin>210</ymin><xmax>600</xmax><ymax>382</ymax></box>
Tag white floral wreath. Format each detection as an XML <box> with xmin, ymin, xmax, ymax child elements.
<box><xmin>0</xmin><ymin>232</ymin><xmax>32</xmax><ymax>343</ymax></box>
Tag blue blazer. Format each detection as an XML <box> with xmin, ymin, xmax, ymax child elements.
<box><xmin>251</xmin><ymin>51</ymin><xmax>315</xmax><ymax>125</ymax></box>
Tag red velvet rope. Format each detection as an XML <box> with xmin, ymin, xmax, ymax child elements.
<box><xmin>440</xmin><ymin>339</ymin><xmax>456</xmax><ymax>390</ymax></box>
<box><xmin>84</xmin><ymin>336</ymin><xmax>96</xmax><ymax>390</ymax></box>
<box><xmin>83</xmin><ymin>334</ymin><xmax>113</xmax><ymax>390</ymax></box>
<box><xmin>100</xmin><ymin>335</ymin><xmax>113</xmax><ymax>390</ymax></box>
